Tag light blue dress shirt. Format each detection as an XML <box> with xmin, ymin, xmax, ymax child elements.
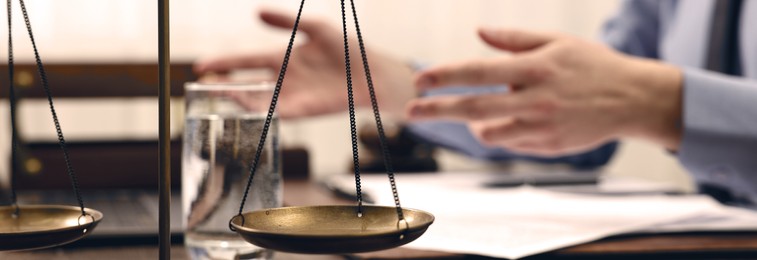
<box><xmin>408</xmin><ymin>0</ymin><xmax>757</xmax><ymax>205</ymax></box>
<box><xmin>604</xmin><ymin>0</ymin><xmax>757</xmax><ymax>205</ymax></box>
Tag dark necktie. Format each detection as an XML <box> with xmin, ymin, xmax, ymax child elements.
<box><xmin>700</xmin><ymin>0</ymin><xmax>751</xmax><ymax>206</ymax></box>
<box><xmin>706</xmin><ymin>0</ymin><xmax>743</xmax><ymax>76</ymax></box>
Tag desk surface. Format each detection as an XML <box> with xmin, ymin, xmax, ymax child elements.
<box><xmin>3</xmin><ymin>179</ymin><xmax>757</xmax><ymax>260</ymax></box>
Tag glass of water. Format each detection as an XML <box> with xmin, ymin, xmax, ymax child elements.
<box><xmin>182</xmin><ymin>81</ymin><xmax>282</xmax><ymax>260</ymax></box>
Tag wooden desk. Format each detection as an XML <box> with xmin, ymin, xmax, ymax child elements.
<box><xmin>3</xmin><ymin>179</ymin><xmax>757</xmax><ymax>260</ymax></box>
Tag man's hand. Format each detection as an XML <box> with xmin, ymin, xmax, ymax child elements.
<box><xmin>406</xmin><ymin>28</ymin><xmax>683</xmax><ymax>156</ymax></box>
<box><xmin>194</xmin><ymin>9</ymin><xmax>416</xmax><ymax>119</ymax></box>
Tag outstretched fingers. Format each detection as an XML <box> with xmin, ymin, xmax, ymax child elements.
<box><xmin>478</xmin><ymin>28</ymin><xmax>559</xmax><ymax>52</ymax></box>
<box><xmin>469</xmin><ymin>119</ymin><xmax>548</xmax><ymax>147</ymax></box>
<box><xmin>259</xmin><ymin>9</ymin><xmax>334</xmax><ymax>39</ymax></box>
<box><xmin>406</xmin><ymin>93</ymin><xmax>529</xmax><ymax>122</ymax></box>
<box><xmin>415</xmin><ymin>55</ymin><xmax>551</xmax><ymax>90</ymax></box>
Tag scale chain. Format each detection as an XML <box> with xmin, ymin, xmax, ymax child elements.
<box><xmin>339</xmin><ymin>0</ymin><xmax>365</xmax><ymax>216</ymax></box>
<box><xmin>236</xmin><ymin>0</ymin><xmax>405</xmax><ymax>225</ymax></box>
<box><xmin>6</xmin><ymin>0</ymin><xmax>19</xmax><ymax>216</ymax></box>
<box><xmin>236</xmin><ymin>0</ymin><xmax>307</xmax><ymax>218</ymax></box>
<box><xmin>347</xmin><ymin>0</ymin><xmax>405</xmax><ymax>221</ymax></box>
<box><xmin>13</xmin><ymin>0</ymin><xmax>87</xmax><ymax>216</ymax></box>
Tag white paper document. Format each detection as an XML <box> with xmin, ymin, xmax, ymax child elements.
<box><xmin>331</xmin><ymin>172</ymin><xmax>757</xmax><ymax>259</ymax></box>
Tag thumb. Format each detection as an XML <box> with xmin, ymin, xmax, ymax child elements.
<box><xmin>259</xmin><ymin>9</ymin><xmax>329</xmax><ymax>37</ymax></box>
<box><xmin>478</xmin><ymin>28</ymin><xmax>558</xmax><ymax>52</ymax></box>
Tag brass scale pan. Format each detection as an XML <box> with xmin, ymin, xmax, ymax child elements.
<box><xmin>230</xmin><ymin>205</ymin><xmax>434</xmax><ymax>254</ymax></box>
<box><xmin>0</xmin><ymin>205</ymin><xmax>102</xmax><ymax>251</ymax></box>
<box><xmin>228</xmin><ymin>0</ymin><xmax>435</xmax><ymax>254</ymax></box>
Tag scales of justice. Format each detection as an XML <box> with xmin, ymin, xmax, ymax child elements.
<box><xmin>0</xmin><ymin>0</ymin><xmax>434</xmax><ymax>257</ymax></box>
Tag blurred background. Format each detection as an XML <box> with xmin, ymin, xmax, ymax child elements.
<box><xmin>0</xmin><ymin>0</ymin><xmax>692</xmax><ymax>192</ymax></box>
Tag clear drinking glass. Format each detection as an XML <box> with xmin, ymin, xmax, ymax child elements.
<box><xmin>182</xmin><ymin>81</ymin><xmax>282</xmax><ymax>260</ymax></box>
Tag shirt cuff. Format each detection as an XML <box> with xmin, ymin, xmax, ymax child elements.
<box><xmin>678</xmin><ymin>68</ymin><xmax>757</xmax><ymax>204</ymax></box>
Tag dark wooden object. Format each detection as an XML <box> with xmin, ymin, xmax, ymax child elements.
<box><xmin>16</xmin><ymin>140</ymin><xmax>183</xmax><ymax>189</ymax></box>
<box><xmin>0</xmin><ymin>63</ymin><xmax>194</xmax><ymax>98</ymax></box>
<box><xmin>14</xmin><ymin>141</ymin><xmax>309</xmax><ymax>190</ymax></box>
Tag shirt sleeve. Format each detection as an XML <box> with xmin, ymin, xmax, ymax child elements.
<box><xmin>601</xmin><ymin>0</ymin><xmax>662</xmax><ymax>58</ymax></box>
<box><xmin>678</xmin><ymin>68</ymin><xmax>757</xmax><ymax>204</ymax></box>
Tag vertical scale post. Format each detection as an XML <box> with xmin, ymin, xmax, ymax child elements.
<box><xmin>158</xmin><ymin>0</ymin><xmax>171</xmax><ymax>259</ymax></box>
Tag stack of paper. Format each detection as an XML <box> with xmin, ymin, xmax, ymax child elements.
<box><xmin>331</xmin><ymin>172</ymin><xmax>757</xmax><ymax>259</ymax></box>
